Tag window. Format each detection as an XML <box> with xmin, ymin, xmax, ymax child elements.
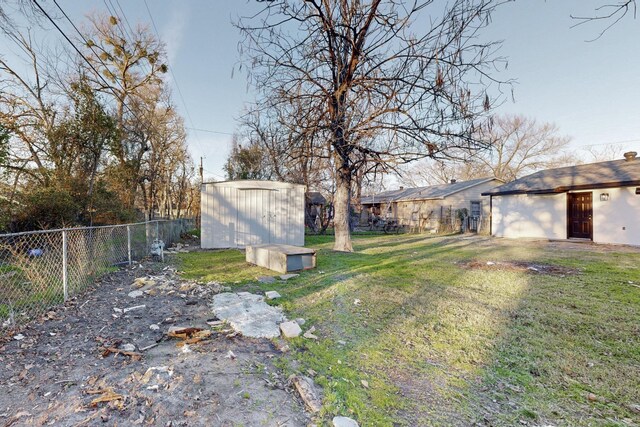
<box><xmin>470</xmin><ymin>201</ymin><xmax>481</xmax><ymax>217</ymax></box>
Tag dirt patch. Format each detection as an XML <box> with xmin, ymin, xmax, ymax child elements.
<box><xmin>459</xmin><ymin>260</ymin><xmax>580</xmax><ymax>276</ymax></box>
<box><xmin>0</xmin><ymin>260</ymin><xmax>308</xmax><ymax>426</ymax></box>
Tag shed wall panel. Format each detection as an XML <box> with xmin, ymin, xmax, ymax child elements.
<box><xmin>200</xmin><ymin>181</ymin><xmax>305</xmax><ymax>249</ymax></box>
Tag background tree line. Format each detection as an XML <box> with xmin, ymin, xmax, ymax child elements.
<box><xmin>0</xmin><ymin>6</ymin><xmax>198</xmax><ymax>232</ymax></box>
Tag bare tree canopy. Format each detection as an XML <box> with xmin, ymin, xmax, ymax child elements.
<box><xmin>400</xmin><ymin>114</ymin><xmax>572</xmax><ymax>185</ymax></box>
<box><xmin>237</xmin><ymin>0</ymin><xmax>506</xmax><ymax>251</ymax></box>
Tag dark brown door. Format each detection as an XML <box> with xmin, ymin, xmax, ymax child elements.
<box><xmin>567</xmin><ymin>192</ymin><xmax>592</xmax><ymax>239</ymax></box>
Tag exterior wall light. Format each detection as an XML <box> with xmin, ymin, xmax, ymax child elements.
<box><xmin>600</xmin><ymin>193</ymin><xmax>610</xmax><ymax>201</ymax></box>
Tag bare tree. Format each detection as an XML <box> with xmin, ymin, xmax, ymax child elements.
<box><xmin>399</xmin><ymin>114</ymin><xmax>572</xmax><ymax>185</ymax></box>
<box><xmin>571</xmin><ymin>1</ymin><xmax>636</xmax><ymax>39</ymax></box>
<box><xmin>474</xmin><ymin>115</ymin><xmax>572</xmax><ymax>181</ymax></box>
<box><xmin>583</xmin><ymin>144</ymin><xmax>626</xmax><ymax>162</ymax></box>
<box><xmin>238</xmin><ymin>0</ymin><xmax>506</xmax><ymax>251</ymax></box>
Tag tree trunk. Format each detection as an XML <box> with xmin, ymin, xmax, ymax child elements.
<box><xmin>333</xmin><ymin>163</ymin><xmax>353</xmax><ymax>252</ymax></box>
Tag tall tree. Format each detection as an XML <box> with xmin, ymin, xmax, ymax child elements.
<box><xmin>238</xmin><ymin>0</ymin><xmax>505</xmax><ymax>251</ymax></box>
<box><xmin>81</xmin><ymin>12</ymin><xmax>168</xmax><ymax>209</ymax></box>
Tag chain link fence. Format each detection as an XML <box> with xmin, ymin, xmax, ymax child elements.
<box><xmin>0</xmin><ymin>219</ymin><xmax>195</xmax><ymax>331</ymax></box>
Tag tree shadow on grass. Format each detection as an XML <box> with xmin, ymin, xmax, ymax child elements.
<box><xmin>281</xmin><ymin>236</ymin><xmax>640</xmax><ymax>426</ymax></box>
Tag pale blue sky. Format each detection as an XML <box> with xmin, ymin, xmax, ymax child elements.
<box><xmin>18</xmin><ymin>1</ymin><xmax>640</xmax><ymax>179</ymax></box>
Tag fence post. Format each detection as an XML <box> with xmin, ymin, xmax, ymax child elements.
<box><xmin>127</xmin><ymin>225</ymin><xmax>132</xmax><ymax>266</ymax></box>
<box><xmin>62</xmin><ymin>230</ymin><xmax>68</xmax><ymax>302</ymax></box>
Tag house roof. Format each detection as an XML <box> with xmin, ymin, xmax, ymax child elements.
<box><xmin>306</xmin><ymin>191</ymin><xmax>326</xmax><ymax>205</ymax></box>
<box><xmin>361</xmin><ymin>177</ymin><xmax>499</xmax><ymax>205</ymax></box>
<box><xmin>482</xmin><ymin>158</ymin><xmax>640</xmax><ymax>196</ymax></box>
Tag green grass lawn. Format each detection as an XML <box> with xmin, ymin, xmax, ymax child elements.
<box><xmin>178</xmin><ymin>234</ymin><xmax>640</xmax><ymax>426</ymax></box>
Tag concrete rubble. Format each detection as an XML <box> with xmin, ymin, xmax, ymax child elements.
<box><xmin>211</xmin><ymin>292</ymin><xmax>285</xmax><ymax>338</ymax></box>
<box><xmin>265</xmin><ymin>290</ymin><xmax>281</xmax><ymax>300</ymax></box>
<box><xmin>280</xmin><ymin>321</ymin><xmax>302</xmax><ymax>338</ymax></box>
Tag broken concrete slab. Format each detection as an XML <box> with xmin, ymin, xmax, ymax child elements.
<box><xmin>333</xmin><ymin>416</ymin><xmax>359</xmax><ymax>427</ymax></box>
<box><xmin>265</xmin><ymin>291</ymin><xmax>281</xmax><ymax>300</ymax></box>
<box><xmin>280</xmin><ymin>274</ymin><xmax>299</xmax><ymax>281</ymax></box>
<box><xmin>257</xmin><ymin>276</ymin><xmax>277</xmax><ymax>284</ymax></box>
<box><xmin>280</xmin><ymin>321</ymin><xmax>302</xmax><ymax>338</ymax></box>
<box><xmin>211</xmin><ymin>292</ymin><xmax>285</xmax><ymax>339</ymax></box>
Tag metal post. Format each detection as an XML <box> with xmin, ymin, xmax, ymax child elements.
<box><xmin>156</xmin><ymin>221</ymin><xmax>159</xmax><ymax>241</ymax></box>
<box><xmin>127</xmin><ymin>225</ymin><xmax>132</xmax><ymax>266</ymax></box>
<box><xmin>62</xmin><ymin>230</ymin><xmax>68</xmax><ymax>302</ymax></box>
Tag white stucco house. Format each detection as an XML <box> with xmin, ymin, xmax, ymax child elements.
<box><xmin>482</xmin><ymin>152</ymin><xmax>640</xmax><ymax>246</ymax></box>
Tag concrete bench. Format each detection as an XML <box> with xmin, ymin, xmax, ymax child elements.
<box><xmin>246</xmin><ymin>244</ymin><xmax>316</xmax><ymax>273</ymax></box>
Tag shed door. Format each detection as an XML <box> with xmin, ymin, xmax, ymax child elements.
<box><xmin>236</xmin><ymin>189</ymin><xmax>273</xmax><ymax>247</ymax></box>
<box><xmin>567</xmin><ymin>192</ymin><xmax>592</xmax><ymax>239</ymax></box>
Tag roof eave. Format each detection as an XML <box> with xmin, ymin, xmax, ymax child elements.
<box><xmin>483</xmin><ymin>179</ymin><xmax>640</xmax><ymax>196</ymax></box>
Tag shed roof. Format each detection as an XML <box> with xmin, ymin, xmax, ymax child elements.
<box><xmin>482</xmin><ymin>158</ymin><xmax>640</xmax><ymax>196</ymax></box>
<box><xmin>306</xmin><ymin>191</ymin><xmax>326</xmax><ymax>205</ymax></box>
<box><xmin>361</xmin><ymin>177</ymin><xmax>499</xmax><ymax>205</ymax></box>
<box><xmin>201</xmin><ymin>180</ymin><xmax>305</xmax><ymax>191</ymax></box>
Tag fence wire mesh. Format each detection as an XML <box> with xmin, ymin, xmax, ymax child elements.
<box><xmin>0</xmin><ymin>219</ymin><xmax>195</xmax><ymax>330</ymax></box>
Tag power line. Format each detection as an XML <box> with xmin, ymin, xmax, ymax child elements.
<box><xmin>185</xmin><ymin>127</ymin><xmax>235</xmax><ymax>136</ymax></box>
<box><xmin>579</xmin><ymin>138</ymin><xmax>640</xmax><ymax>149</ymax></box>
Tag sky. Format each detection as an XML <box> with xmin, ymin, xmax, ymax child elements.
<box><xmin>7</xmin><ymin>1</ymin><xmax>640</xmax><ymax>182</ymax></box>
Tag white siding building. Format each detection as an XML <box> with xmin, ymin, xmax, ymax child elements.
<box><xmin>483</xmin><ymin>152</ymin><xmax>640</xmax><ymax>246</ymax></box>
<box><xmin>201</xmin><ymin>180</ymin><xmax>305</xmax><ymax>249</ymax></box>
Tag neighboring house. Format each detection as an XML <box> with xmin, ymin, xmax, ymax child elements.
<box><xmin>361</xmin><ymin>177</ymin><xmax>502</xmax><ymax>233</ymax></box>
<box><xmin>201</xmin><ymin>180</ymin><xmax>305</xmax><ymax>249</ymax></box>
<box><xmin>482</xmin><ymin>152</ymin><xmax>640</xmax><ymax>246</ymax></box>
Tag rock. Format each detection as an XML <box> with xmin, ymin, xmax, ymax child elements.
<box><xmin>123</xmin><ymin>304</ymin><xmax>146</xmax><ymax>313</ymax></box>
<box><xmin>121</xmin><ymin>343</ymin><xmax>136</xmax><ymax>352</ymax></box>
<box><xmin>257</xmin><ymin>276</ymin><xmax>276</xmax><ymax>284</ymax></box>
<box><xmin>280</xmin><ymin>274</ymin><xmax>299</xmax><ymax>280</ymax></box>
<box><xmin>295</xmin><ymin>318</ymin><xmax>306</xmax><ymax>325</ymax></box>
<box><xmin>280</xmin><ymin>321</ymin><xmax>302</xmax><ymax>338</ymax></box>
<box><xmin>353</xmin><ymin>299</ymin><xmax>361</xmax><ymax>306</ymax></box>
<box><xmin>304</xmin><ymin>331</ymin><xmax>319</xmax><ymax>340</ymax></box>
<box><xmin>128</xmin><ymin>290</ymin><xmax>144</xmax><ymax>298</ymax></box>
<box><xmin>149</xmin><ymin>324</ymin><xmax>160</xmax><ymax>331</ymax></box>
<box><xmin>303</xmin><ymin>326</ymin><xmax>318</xmax><ymax>340</ymax></box>
<box><xmin>290</xmin><ymin>375</ymin><xmax>322</xmax><ymax>413</ymax></box>
<box><xmin>486</xmin><ymin>261</ymin><xmax>495</xmax><ymax>266</ymax></box>
<box><xmin>13</xmin><ymin>334</ymin><xmax>25</xmax><ymax>341</ymax></box>
<box><xmin>337</xmin><ymin>340</ymin><xmax>347</xmax><ymax>346</ymax></box>
<box><xmin>361</xmin><ymin>380</ymin><xmax>369</xmax><ymax>388</ymax></box>
<box><xmin>332</xmin><ymin>416</ymin><xmax>359</xmax><ymax>427</ymax></box>
<box><xmin>265</xmin><ymin>291</ymin><xmax>281</xmax><ymax>300</ymax></box>
<box><xmin>587</xmin><ymin>393</ymin><xmax>597</xmax><ymax>402</ymax></box>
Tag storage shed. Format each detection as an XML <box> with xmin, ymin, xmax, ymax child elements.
<box><xmin>201</xmin><ymin>180</ymin><xmax>305</xmax><ymax>249</ymax></box>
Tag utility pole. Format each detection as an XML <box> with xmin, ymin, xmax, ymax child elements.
<box><xmin>199</xmin><ymin>157</ymin><xmax>204</xmax><ymax>183</ymax></box>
